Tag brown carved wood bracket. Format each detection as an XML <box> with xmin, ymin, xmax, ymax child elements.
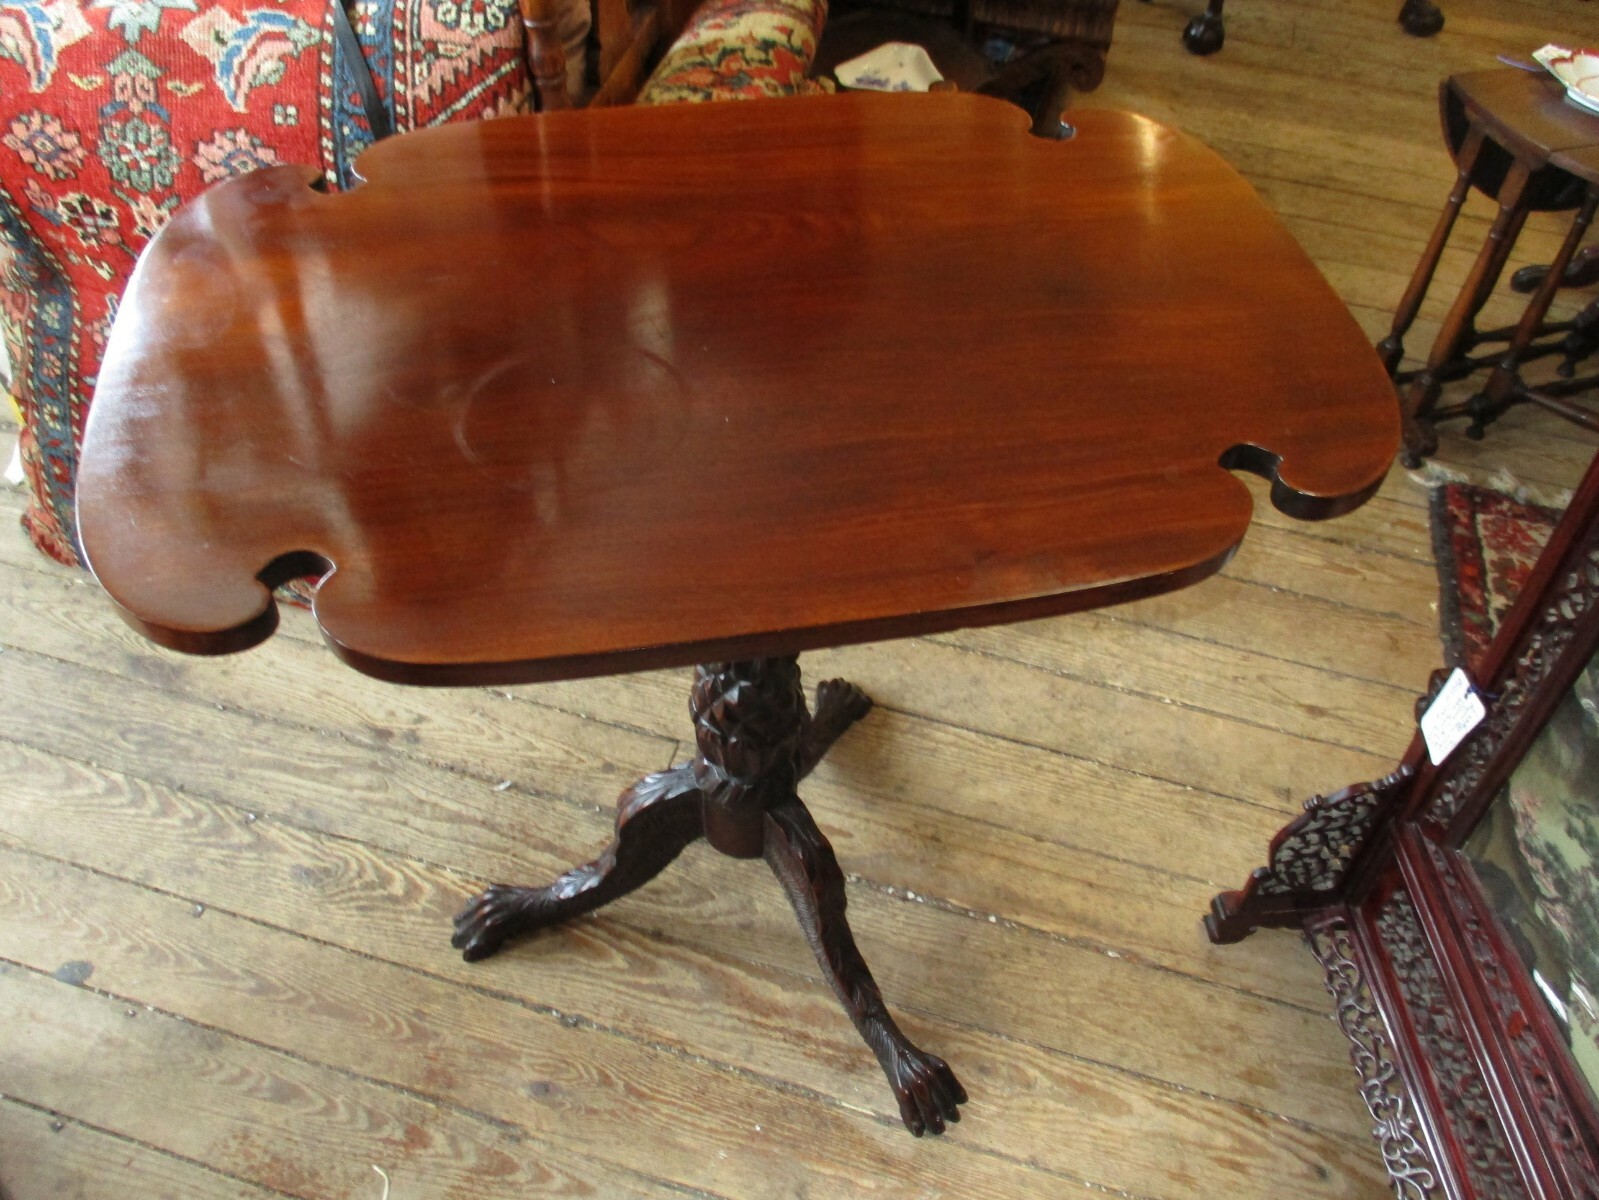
<box><xmin>1203</xmin><ymin>766</ymin><xmax>1416</xmax><ymax>944</ymax></box>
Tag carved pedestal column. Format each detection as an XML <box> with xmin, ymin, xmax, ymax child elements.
<box><xmin>690</xmin><ymin>657</ymin><xmax>807</xmax><ymax>857</ymax></box>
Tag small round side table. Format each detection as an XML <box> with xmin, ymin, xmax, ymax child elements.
<box><xmin>1379</xmin><ymin>69</ymin><xmax>1599</xmax><ymax>464</ymax></box>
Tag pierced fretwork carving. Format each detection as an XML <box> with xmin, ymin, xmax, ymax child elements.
<box><xmin>1260</xmin><ymin>769</ymin><xmax>1416</xmax><ymax>894</ymax></box>
<box><xmin>1425</xmin><ymin>841</ymin><xmax>1599</xmax><ymax>1199</ymax></box>
<box><xmin>1427</xmin><ymin>536</ymin><xmax>1599</xmax><ymax>832</ymax></box>
<box><xmin>1375</xmin><ymin>888</ymin><xmax>1524</xmax><ymax>1199</ymax></box>
<box><xmin>1306</xmin><ymin>913</ymin><xmax>1442</xmax><ymax>1200</ymax></box>
<box><xmin>1205</xmin><ymin>768</ymin><xmax>1414</xmax><ymax>943</ymax></box>
<box><xmin>689</xmin><ymin>658</ymin><xmax>808</xmax><ymax>857</ymax></box>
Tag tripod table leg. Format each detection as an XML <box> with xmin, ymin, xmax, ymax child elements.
<box><xmin>763</xmin><ymin>795</ymin><xmax>968</xmax><ymax>1136</ymax></box>
<box><xmin>452</xmin><ymin>765</ymin><xmax>704</xmax><ymax>961</ymax></box>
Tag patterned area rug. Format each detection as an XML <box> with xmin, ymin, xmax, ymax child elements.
<box><xmin>1431</xmin><ymin>482</ymin><xmax>1562</xmax><ymax>670</ymax></box>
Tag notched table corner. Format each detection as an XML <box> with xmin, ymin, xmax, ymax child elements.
<box><xmin>1218</xmin><ymin>439</ymin><xmax>1395</xmax><ymax>523</ymax></box>
<box><xmin>96</xmin><ymin>545</ymin><xmax>334</xmax><ymax>659</ymax></box>
<box><xmin>106</xmin><ymin>584</ymin><xmax>282</xmax><ymax>659</ymax></box>
<box><xmin>210</xmin><ymin>162</ymin><xmax>328</xmax><ymax>206</ymax></box>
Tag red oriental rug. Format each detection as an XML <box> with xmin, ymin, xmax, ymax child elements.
<box><xmin>1431</xmin><ymin>482</ymin><xmax>1562</xmax><ymax>671</ymax></box>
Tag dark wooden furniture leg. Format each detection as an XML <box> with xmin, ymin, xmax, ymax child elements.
<box><xmin>1510</xmin><ymin>244</ymin><xmax>1599</xmax><ymax>295</ymax></box>
<box><xmin>978</xmin><ymin>41</ymin><xmax>1106</xmax><ymax>137</ymax></box>
<box><xmin>1184</xmin><ymin>0</ymin><xmax>1437</xmax><ymax>55</ymax></box>
<box><xmin>796</xmin><ymin>678</ymin><xmax>874</xmax><ymax>779</ymax></box>
<box><xmin>1399</xmin><ymin>160</ymin><xmax>1534</xmax><ymax>465</ymax></box>
<box><xmin>1558</xmin><ymin>295</ymin><xmax>1599</xmax><ymax>377</ymax></box>
<box><xmin>453</xmin><ymin>766</ymin><xmax>704</xmax><ymax>960</ymax></box>
<box><xmin>1397</xmin><ymin>0</ymin><xmax>1443</xmax><ymax>36</ymax></box>
<box><xmin>1182</xmin><ymin>0</ymin><xmax>1224</xmax><ymax>55</ymax></box>
<box><xmin>1377</xmin><ymin>126</ymin><xmax>1487</xmax><ymax>375</ymax></box>
<box><xmin>452</xmin><ymin>658</ymin><xmax>967</xmax><ymax>1136</ymax></box>
<box><xmin>517</xmin><ymin>0</ymin><xmax>571</xmax><ymax>110</ymax></box>
<box><xmin>764</xmin><ymin>796</ymin><xmax>968</xmax><ymax>1136</ymax></box>
<box><xmin>1031</xmin><ymin>42</ymin><xmax>1105</xmax><ymax>137</ymax></box>
<box><xmin>1467</xmin><ymin>187</ymin><xmax>1599</xmax><ymax>438</ymax></box>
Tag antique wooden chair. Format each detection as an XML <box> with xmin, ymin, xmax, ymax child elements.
<box><xmin>520</xmin><ymin>0</ymin><xmax>697</xmax><ymax>108</ymax></box>
<box><xmin>851</xmin><ymin>0</ymin><xmax>1120</xmax><ymax>132</ymax></box>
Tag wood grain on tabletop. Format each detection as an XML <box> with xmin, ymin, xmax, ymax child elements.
<box><xmin>76</xmin><ymin>93</ymin><xmax>1395</xmax><ymax>682</ymax></box>
<box><xmin>6</xmin><ymin>0</ymin><xmax>1599</xmax><ymax>1194</ymax></box>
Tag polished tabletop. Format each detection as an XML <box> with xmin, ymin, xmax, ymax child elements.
<box><xmin>78</xmin><ymin>93</ymin><xmax>1399</xmax><ymax>684</ymax></box>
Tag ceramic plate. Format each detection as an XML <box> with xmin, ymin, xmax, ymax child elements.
<box><xmin>834</xmin><ymin>42</ymin><xmax>944</xmax><ymax>93</ymax></box>
<box><xmin>1533</xmin><ymin>44</ymin><xmax>1599</xmax><ymax>111</ymax></box>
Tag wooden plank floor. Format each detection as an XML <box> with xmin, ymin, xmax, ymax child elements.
<box><xmin>4</xmin><ymin>0</ymin><xmax>1599</xmax><ymax>1193</ymax></box>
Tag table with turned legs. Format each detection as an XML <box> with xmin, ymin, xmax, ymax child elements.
<box><xmin>1380</xmin><ymin>69</ymin><xmax>1599</xmax><ymax>463</ymax></box>
<box><xmin>75</xmin><ymin>92</ymin><xmax>1398</xmax><ymax>1138</ymax></box>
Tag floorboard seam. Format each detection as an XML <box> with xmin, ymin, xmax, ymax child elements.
<box><xmin>874</xmin><ymin>703</ymin><xmax>1309</xmax><ymax>820</ymax></box>
<box><xmin>1</xmin><ymin>839</ymin><xmax>1359</xmax><ymax>1154</ymax></box>
<box><xmin>0</xmin><ymin>957</ymin><xmax>738</xmax><ymax>1200</ymax></box>
<box><xmin>0</xmin><ymin>947</ymin><xmax>1158</xmax><ymax>1199</ymax></box>
<box><xmin>0</xmin><ymin>727</ymin><xmax>1321</xmax><ymax>1013</ymax></box>
<box><xmin>842</xmin><ymin>873</ymin><xmax>1332</xmax><ymax>1019</ymax></box>
<box><xmin>0</xmin><ymin>1093</ymin><xmax>314</xmax><ymax>1199</ymax></box>
<box><xmin>928</xmin><ymin>636</ymin><xmax>1417</xmax><ymax>758</ymax></box>
<box><xmin>0</xmin><ymin>639</ymin><xmax>1298</xmax><ymax>892</ymax></box>
<box><xmin>1091</xmin><ymin>606</ymin><xmax>1435</xmax><ymax>690</ymax></box>
<box><xmin>1100</xmin><ymin>607</ymin><xmax>1439</xmax><ymax>694</ymax></box>
<box><xmin>1230</xmin><ymin>517</ymin><xmax>1438</xmax><ymax>569</ymax></box>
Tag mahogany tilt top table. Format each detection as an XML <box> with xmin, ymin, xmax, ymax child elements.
<box><xmin>77</xmin><ymin>92</ymin><xmax>1400</xmax><ymax>1137</ymax></box>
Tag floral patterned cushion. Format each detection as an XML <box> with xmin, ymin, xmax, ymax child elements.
<box><xmin>638</xmin><ymin>0</ymin><xmax>830</xmax><ymax>105</ymax></box>
<box><xmin>1</xmin><ymin>1</ymin><xmax>534</xmax><ymax>565</ymax></box>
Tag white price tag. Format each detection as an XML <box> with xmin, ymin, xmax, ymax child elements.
<box><xmin>1420</xmin><ymin>667</ymin><xmax>1487</xmax><ymax>765</ymax></box>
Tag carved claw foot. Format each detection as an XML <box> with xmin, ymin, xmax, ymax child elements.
<box><xmin>883</xmin><ymin>1040</ymin><xmax>969</xmax><ymax>1137</ymax></box>
<box><xmin>815</xmin><ymin>677</ymin><xmax>872</xmax><ymax>725</ymax></box>
<box><xmin>763</xmin><ymin>795</ymin><xmax>967</xmax><ymax>1136</ymax></box>
<box><xmin>452</xmin><ymin>766</ymin><xmax>704</xmax><ymax>962</ymax></box>
<box><xmin>796</xmin><ymin>678</ymin><xmax>874</xmax><ymax>779</ymax></box>
<box><xmin>453</xmin><ymin>883</ymin><xmax>557</xmax><ymax>962</ymax></box>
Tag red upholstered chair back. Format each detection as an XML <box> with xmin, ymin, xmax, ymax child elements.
<box><xmin>0</xmin><ymin>0</ymin><xmax>534</xmax><ymax>564</ymax></box>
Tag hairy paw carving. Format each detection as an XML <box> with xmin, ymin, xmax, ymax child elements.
<box><xmin>814</xmin><ymin>678</ymin><xmax>872</xmax><ymax>724</ymax></box>
<box><xmin>887</xmin><ymin>1044</ymin><xmax>968</xmax><ymax>1136</ymax></box>
<box><xmin>451</xmin><ymin>884</ymin><xmax>545</xmax><ymax>962</ymax></box>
